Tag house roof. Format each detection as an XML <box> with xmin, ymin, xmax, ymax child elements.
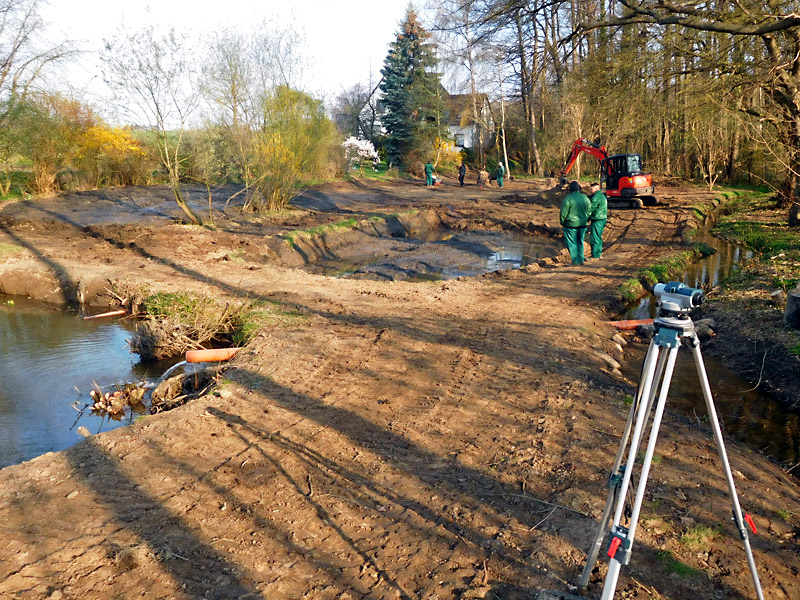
<box><xmin>443</xmin><ymin>93</ymin><xmax>489</xmax><ymax>127</ymax></box>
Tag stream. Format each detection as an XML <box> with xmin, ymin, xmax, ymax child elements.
<box><xmin>619</xmin><ymin>229</ymin><xmax>798</xmax><ymax>468</ymax></box>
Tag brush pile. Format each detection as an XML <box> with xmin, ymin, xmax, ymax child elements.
<box><xmin>129</xmin><ymin>292</ymin><xmax>253</xmax><ymax>360</ymax></box>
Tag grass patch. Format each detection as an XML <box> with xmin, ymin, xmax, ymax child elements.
<box><xmin>280</xmin><ymin>210</ymin><xmax>420</xmax><ymax>248</ymax></box>
<box><xmin>0</xmin><ymin>242</ymin><xmax>23</xmax><ymax>259</ymax></box>
<box><xmin>639</xmin><ymin>251</ymin><xmax>697</xmax><ymax>288</ymax></box>
<box><xmin>710</xmin><ymin>191</ymin><xmax>800</xmax><ymax>292</ymax></box>
<box><xmin>714</xmin><ymin>220</ymin><xmax>800</xmax><ymax>254</ymax></box>
<box><xmin>691</xmin><ymin>205</ymin><xmax>708</xmax><ymax>222</ymax></box>
<box><xmin>679</xmin><ymin>524</ymin><xmax>718</xmax><ymax>551</ymax></box>
<box><xmin>623</xmin><ymin>394</ymin><xmax>634</xmax><ymax>406</ymax></box>
<box><xmin>282</xmin><ymin>217</ymin><xmax>362</xmax><ymax>247</ymax></box>
<box><xmin>656</xmin><ymin>550</ymin><xmax>702</xmax><ymax>577</ymax></box>
<box><xmin>636</xmin><ymin>451</ymin><xmax>662</xmax><ymax>466</ymax></box>
<box><xmin>619</xmin><ymin>278</ymin><xmax>645</xmax><ymax>303</ymax></box>
<box><xmin>617</xmin><ymin>249</ymin><xmax>705</xmax><ymax>303</ymax></box>
<box><xmin>346</xmin><ymin>161</ymin><xmax>396</xmax><ymax>181</ymax></box>
<box><xmin>776</xmin><ymin>509</ymin><xmax>793</xmax><ymax>522</ymax></box>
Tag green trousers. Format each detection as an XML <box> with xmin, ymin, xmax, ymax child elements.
<box><xmin>588</xmin><ymin>219</ymin><xmax>606</xmax><ymax>258</ymax></box>
<box><xmin>562</xmin><ymin>225</ymin><xmax>587</xmax><ymax>265</ymax></box>
<box><xmin>497</xmin><ymin>176</ymin><xmax>503</xmax><ymax>187</ymax></box>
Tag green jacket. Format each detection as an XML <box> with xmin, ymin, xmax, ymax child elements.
<box><xmin>560</xmin><ymin>191</ymin><xmax>591</xmax><ymax>227</ymax></box>
<box><xmin>424</xmin><ymin>162</ymin><xmax>434</xmax><ymax>175</ymax></box>
<box><xmin>496</xmin><ymin>164</ymin><xmax>505</xmax><ymax>179</ymax></box>
<box><xmin>589</xmin><ymin>191</ymin><xmax>608</xmax><ymax>221</ymax></box>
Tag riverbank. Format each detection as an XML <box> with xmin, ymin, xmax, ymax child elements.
<box><xmin>0</xmin><ymin>179</ymin><xmax>797</xmax><ymax>599</ymax></box>
<box><xmin>702</xmin><ymin>192</ymin><xmax>800</xmax><ymax>413</ymax></box>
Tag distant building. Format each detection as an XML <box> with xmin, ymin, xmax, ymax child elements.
<box><xmin>356</xmin><ymin>81</ymin><xmax>492</xmax><ymax>152</ymax></box>
<box><xmin>443</xmin><ymin>92</ymin><xmax>492</xmax><ymax>151</ymax></box>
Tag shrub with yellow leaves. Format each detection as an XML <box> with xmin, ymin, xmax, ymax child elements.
<box><xmin>75</xmin><ymin>125</ymin><xmax>148</xmax><ymax>188</ymax></box>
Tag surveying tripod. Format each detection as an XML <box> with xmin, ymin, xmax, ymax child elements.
<box><xmin>539</xmin><ymin>283</ymin><xmax>764</xmax><ymax>600</ymax></box>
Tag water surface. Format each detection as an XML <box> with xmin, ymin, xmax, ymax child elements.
<box><xmin>0</xmin><ymin>297</ymin><xmax>168</xmax><ymax>468</ymax></box>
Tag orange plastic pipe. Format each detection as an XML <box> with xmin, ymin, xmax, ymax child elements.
<box><xmin>185</xmin><ymin>347</ymin><xmax>241</xmax><ymax>363</ymax></box>
<box><xmin>606</xmin><ymin>318</ymin><xmax>653</xmax><ymax>330</ymax></box>
<box><xmin>83</xmin><ymin>309</ymin><xmax>127</xmax><ymax>320</ymax></box>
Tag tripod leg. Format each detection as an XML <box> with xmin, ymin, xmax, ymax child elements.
<box><xmin>607</xmin><ymin>342</ymin><xmax>666</xmax><ymax>536</ymax></box>
<box><xmin>602</xmin><ymin>345</ymin><xmax>679</xmax><ymax>600</ymax></box>
<box><xmin>690</xmin><ymin>343</ymin><xmax>765</xmax><ymax>600</ymax></box>
<box><xmin>577</xmin><ymin>341</ymin><xmax>669</xmax><ymax>590</ymax></box>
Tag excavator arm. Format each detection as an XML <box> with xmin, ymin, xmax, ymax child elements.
<box><xmin>561</xmin><ymin>138</ymin><xmax>610</xmax><ymax>177</ymax></box>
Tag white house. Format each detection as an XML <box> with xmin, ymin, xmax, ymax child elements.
<box><xmin>444</xmin><ymin>93</ymin><xmax>492</xmax><ymax>151</ymax></box>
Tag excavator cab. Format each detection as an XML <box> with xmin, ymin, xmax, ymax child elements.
<box><xmin>561</xmin><ymin>139</ymin><xmax>656</xmax><ymax>208</ymax></box>
<box><xmin>601</xmin><ymin>154</ymin><xmax>643</xmax><ymax>191</ymax></box>
<box><xmin>601</xmin><ymin>154</ymin><xmax>656</xmax><ymax>207</ymax></box>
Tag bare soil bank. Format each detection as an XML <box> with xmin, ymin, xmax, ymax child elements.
<box><xmin>0</xmin><ymin>178</ymin><xmax>797</xmax><ymax>600</ymax></box>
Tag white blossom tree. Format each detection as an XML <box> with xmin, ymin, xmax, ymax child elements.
<box><xmin>342</xmin><ymin>136</ymin><xmax>380</xmax><ymax>175</ymax></box>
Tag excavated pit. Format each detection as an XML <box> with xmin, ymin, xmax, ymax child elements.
<box><xmin>271</xmin><ymin>210</ymin><xmax>563</xmax><ymax>281</ymax></box>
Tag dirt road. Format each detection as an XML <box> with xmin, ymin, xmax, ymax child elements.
<box><xmin>0</xmin><ymin>178</ymin><xmax>797</xmax><ymax>599</ymax></box>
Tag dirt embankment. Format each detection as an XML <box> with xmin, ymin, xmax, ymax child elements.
<box><xmin>0</xmin><ymin>178</ymin><xmax>797</xmax><ymax>600</ymax></box>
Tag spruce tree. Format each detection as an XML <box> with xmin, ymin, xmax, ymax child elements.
<box><xmin>380</xmin><ymin>8</ymin><xmax>440</xmax><ymax>168</ymax></box>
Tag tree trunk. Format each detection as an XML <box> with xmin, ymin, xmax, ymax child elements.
<box><xmin>516</xmin><ymin>12</ymin><xmax>532</xmax><ymax>174</ymax></box>
<box><xmin>172</xmin><ymin>183</ymin><xmax>202</xmax><ymax>225</ymax></box>
<box><xmin>785</xmin><ymin>286</ymin><xmax>800</xmax><ymax>328</ymax></box>
<box><xmin>789</xmin><ymin>202</ymin><xmax>800</xmax><ymax>227</ymax></box>
<box><xmin>530</xmin><ymin>29</ymin><xmax>543</xmax><ymax>176</ymax></box>
<box><xmin>726</xmin><ymin>99</ymin><xmax>742</xmax><ymax>182</ymax></box>
<box><xmin>779</xmin><ymin>167</ymin><xmax>798</xmax><ymax>209</ymax></box>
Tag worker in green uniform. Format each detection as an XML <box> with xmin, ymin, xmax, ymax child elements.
<box><xmin>425</xmin><ymin>160</ymin><xmax>434</xmax><ymax>186</ymax></box>
<box><xmin>587</xmin><ymin>182</ymin><xmax>608</xmax><ymax>259</ymax></box>
<box><xmin>495</xmin><ymin>161</ymin><xmax>505</xmax><ymax>187</ymax></box>
<box><xmin>560</xmin><ymin>180</ymin><xmax>591</xmax><ymax>266</ymax></box>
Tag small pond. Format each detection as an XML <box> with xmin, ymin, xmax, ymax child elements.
<box><xmin>0</xmin><ymin>297</ymin><xmax>174</xmax><ymax>468</ymax></box>
<box><xmin>308</xmin><ymin>229</ymin><xmax>561</xmax><ymax>281</ymax></box>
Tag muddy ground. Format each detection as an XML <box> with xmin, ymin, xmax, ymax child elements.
<box><xmin>0</xmin><ymin>177</ymin><xmax>797</xmax><ymax>600</ymax></box>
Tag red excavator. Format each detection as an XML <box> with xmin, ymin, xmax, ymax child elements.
<box><xmin>560</xmin><ymin>139</ymin><xmax>657</xmax><ymax>208</ymax></box>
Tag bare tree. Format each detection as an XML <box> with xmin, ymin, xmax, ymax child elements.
<box><xmin>331</xmin><ymin>75</ymin><xmax>383</xmax><ymax>142</ymax></box>
<box><xmin>202</xmin><ymin>29</ymin><xmax>253</xmax><ymax>130</ymax></box>
<box><xmin>0</xmin><ymin>0</ymin><xmax>74</xmax><ymax>192</ymax></box>
<box><xmin>430</xmin><ymin>0</ymin><xmax>495</xmax><ymax>166</ymax></box>
<box><xmin>102</xmin><ymin>25</ymin><xmax>202</xmax><ymax>224</ymax></box>
<box><xmin>0</xmin><ymin>0</ymin><xmax>73</xmax><ymax>118</ymax></box>
<box><xmin>250</xmin><ymin>20</ymin><xmax>307</xmax><ymax>93</ymax></box>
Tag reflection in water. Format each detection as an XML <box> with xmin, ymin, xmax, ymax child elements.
<box><xmin>617</xmin><ymin>226</ymin><xmax>797</xmax><ymax>469</ymax></box>
<box><xmin>0</xmin><ymin>297</ymin><xmax>171</xmax><ymax>468</ymax></box>
<box><xmin>625</xmin><ymin>231</ymin><xmax>754</xmax><ymax>320</ymax></box>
